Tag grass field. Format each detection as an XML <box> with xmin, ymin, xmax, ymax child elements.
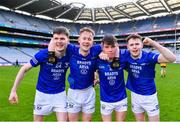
<box><xmin>0</xmin><ymin>63</ymin><xmax>180</xmax><ymax>121</ymax></box>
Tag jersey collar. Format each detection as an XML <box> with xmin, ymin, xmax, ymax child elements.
<box><xmin>78</xmin><ymin>48</ymin><xmax>90</xmax><ymax>57</ymax></box>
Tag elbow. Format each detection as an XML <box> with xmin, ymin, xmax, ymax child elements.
<box><xmin>169</xmin><ymin>55</ymin><xmax>176</xmax><ymax>62</ymax></box>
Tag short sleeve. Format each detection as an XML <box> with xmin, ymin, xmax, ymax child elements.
<box><xmin>91</xmin><ymin>44</ymin><xmax>102</xmax><ymax>56</ymax></box>
<box><xmin>66</xmin><ymin>44</ymin><xmax>78</xmax><ymax>56</ymax></box>
<box><xmin>147</xmin><ymin>52</ymin><xmax>159</xmax><ymax>64</ymax></box>
<box><xmin>30</xmin><ymin>50</ymin><xmax>45</xmax><ymax>67</ymax></box>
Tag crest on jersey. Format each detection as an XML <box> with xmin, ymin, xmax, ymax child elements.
<box><xmin>80</xmin><ymin>69</ymin><xmax>88</xmax><ymax>75</ymax></box>
<box><xmin>55</xmin><ymin>62</ymin><xmax>62</xmax><ymax>68</ymax></box>
<box><xmin>109</xmin><ymin>80</ymin><xmax>115</xmax><ymax>86</ymax></box>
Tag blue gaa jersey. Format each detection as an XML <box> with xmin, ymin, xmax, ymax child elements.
<box><xmin>124</xmin><ymin>50</ymin><xmax>159</xmax><ymax>95</ymax></box>
<box><xmin>67</xmin><ymin>44</ymin><xmax>101</xmax><ymax>90</ymax></box>
<box><xmin>30</xmin><ymin>48</ymin><xmax>69</xmax><ymax>94</ymax></box>
<box><xmin>96</xmin><ymin>50</ymin><xmax>127</xmax><ymax>102</ymax></box>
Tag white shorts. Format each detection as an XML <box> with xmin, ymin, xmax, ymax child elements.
<box><xmin>67</xmin><ymin>87</ymin><xmax>95</xmax><ymax>114</ymax></box>
<box><xmin>100</xmin><ymin>98</ymin><xmax>128</xmax><ymax>115</ymax></box>
<box><xmin>34</xmin><ymin>90</ymin><xmax>67</xmax><ymax>115</ymax></box>
<box><xmin>131</xmin><ymin>92</ymin><xmax>159</xmax><ymax>116</ymax></box>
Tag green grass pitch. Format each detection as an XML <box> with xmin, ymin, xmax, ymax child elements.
<box><xmin>0</xmin><ymin>63</ymin><xmax>180</xmax><ymax>121</ymax></box>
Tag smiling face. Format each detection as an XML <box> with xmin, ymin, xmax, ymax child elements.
<box><xmin>78</xmin><ymin>31</ymin><xmax>94</xmax><ymax>52</ymax></box>
<box><xmin>53</xmin><ymin>33</ymin><xmax>69</xmax><ymax>53</ymax></box>
<box><xmin>127</xmin><ymin>38</ymin><xmax>143</xmax><ymax>58</ymax></box>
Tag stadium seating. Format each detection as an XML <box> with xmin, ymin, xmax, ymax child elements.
<box><xmin>0</xmin><ymin>9</ymin><xmax>179</xmax><ymax>65</ymax></box>
<box><xmin>135</xmin><ymin>18</ymin><xmax>154</xmax><ymax>32</ymax></box>
<box><xmin>0</xmin><ymin>10</ymin><xmax>180</xmax><ymax>36</ymax></box>
<box><xmin>117</xmin><ymin>21</ymin><xmax>134</xmax><ymax>34</ymax></box>
<box><xmin>19</xmin><ymin>47</ymin><xmax>38</xmax><ymax>57</ymax></box>
<box><xmin>0</xmin><ymin>36</ymin><xmax>48</xmax><ymax>45</ymax></box>
<box><xmin>0</xmin><ymin>9</ymin><xmax>179</xmax><ymax>36</ymax></box>
<box><xmin>0</xmin><ymin>46</ymin><xmax>39</xmax><ymax>65</ymax></box>
<box><xmin>153</xmin><ymin>15</ymin><xmax>176</xmax><ymax>29</ymax></box>
<box><xmin>0</xmin><ymin>10</ymin><xmax>34</xmax><ymax>30</ymax></box>
<box><xmin>177</xmin><ymin>14</ymin><xmax>180</xmax><ymax>27</ymax></box>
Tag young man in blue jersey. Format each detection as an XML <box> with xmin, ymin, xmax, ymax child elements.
<box><xmin>66</xmin><ymin>27</ymin><xmax>102</xmax><ymax>122</ymax></box>
<box><xmin>124</xmin><ymin>34</ymin><xmax>176</xmax><ymax>121</ymax></box>
<box><xmin>9</xmin><ymin>26</ymin><xmax>70</xmax><ymax>122</ymax></box>
<box><xmin>95</xmin><ymin>35</ymin><xmax>127</xmax><ymax>122</ymax></box>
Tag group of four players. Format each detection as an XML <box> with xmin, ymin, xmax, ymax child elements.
<box><xmin>9</xmin><ymin>26</ymin><xmax>176</xmax><ymax>122</ymax></box>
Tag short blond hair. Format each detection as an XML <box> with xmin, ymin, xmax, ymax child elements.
<box><xmin>79</xmin><ymin>27</ymin><xmax>95</xmax><ymax>36</ymax></box>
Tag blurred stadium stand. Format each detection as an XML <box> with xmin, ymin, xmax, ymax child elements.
<box><xmin>0</xmin><ymin>0</ymin><xmax>180</xmax><ymax>65</ymax></box>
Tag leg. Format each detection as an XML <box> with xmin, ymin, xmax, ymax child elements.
<box><xmin>82</xmin><ymin>87</ymin><xmax>95</xmax><ymax>122</ymax></box>
<box><xmin>162</xmin><ymin>68</ymin><xmax>165</xmax><ymax>77</ymax></box>
<box><xmin>134</xmin><ymin>112</ymin><xmax>145</xmax><ymax>122</ymax></box>
<box><xmin>52</xmin><ymin>91</ymin><xmax>68</xmax><ymax>122</ymax></box>
<box><xmin>149</xmin><ymin>115</ymin><xmax>159</xmax><ymax>122</ymax></box>
<box><xmin>67</xmin><ymin>88</ymin><xmax>82</xmax><ymax>122</ymax></box>
<box><xmin>82</xmin><ymin>112</ymin><xmax>93</xmax><ymax>122</ymax></box>
<box><xmin>131</xmin><ymin>92</ymin><xmax>145</xmax><ymax>122</ymax></box>
<box><xmin>161</xmin><ymin>68</ymin><xmax>166</xmax><ymax>77</ymax></box>
<box><xmin>160</xmin><ymin>68</ymin><xmax>163</xmax><ymax>77</ymax></box>
<box><xmin>164</xmin><ymin>68</ymin><xmax>166</xmax><ymax>77</ymax></box>
<box><xmin>114</xmin><ymin>98</ymin><xmax>128</xmax><ymax>122</ymax></box>
<box><xmin>100</xmin><ymin>101</ymin><xmax>113</xmax><ymax>122</ymax></box>
<box><xmin>115</xmin><ymin>111</ymin><xmax>126</xmax><ymax>122</ymax></box>
<box><xmin>101</xmin><ymin>114</ymin><xmax>112</xmax><ymax>122</ymax></box>
<box><xmin>56</xmin><ymin>112</ymin><xmax>67</xmax><ymax>122</ymax></box>
<box><xmin>68</xmin><ymin>112</ymin><xmax>80</xmax><ymax>122</ymax></box>
<box><xmin>34</xmin><ymin>115</ymin><xmax>43</xmax><ymax>122</ymax></box>
<box><xmin>145</xmin><ymin>93</ymin><xmax>159</xmax><ymax>122</ymax></box>
<box><xmin>33</xmin><ymin>91</ymin><xmax>52</xmax><ymax>122</ymax></box>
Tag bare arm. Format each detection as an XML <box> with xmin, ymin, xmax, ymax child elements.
<box><xmin>48</xmin><ymin>38</ymin><xmax>55</xmax><ymax>51</ymax></box>
<box><xmin>9</xmin><ymin>63</ymin><xmax>32</xmax><ymax>104</ymax></box>
<box><xmin>143</xmin><ymin>37</ymin><xmax>176</xmax><ymax>63</ymax></box>
<box><xmin>93</xmin><ymin>71</ymin><xmax>99</xmax><ymax>86</ymax></box>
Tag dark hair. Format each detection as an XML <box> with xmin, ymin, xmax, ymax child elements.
<box><xmin>53</xmin><ymin>26</ymin><xmax>70</xmax><ymax>37</ymax></box>
<box><xmin>102</xmin><ymin>34</ymin><xmax>117</xmax><ymax>46</ymax></box>
<box><xmin>79</xmin><ymin>27</ymin><xmax>95</xmax><ymax>36</ymax></box>
<box><xmin>126</xmin><ymin>34</ymin><xmax>142</xmax><ymax>42</ymax></box>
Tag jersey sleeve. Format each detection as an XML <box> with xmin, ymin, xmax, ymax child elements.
<box><xmin>66</xmin><ymin>44</ymin><xmax>78</xmax><ymax>56</ymax></box>
<box><xmin>147</xmin><ymin>52</ymin><xmax>159</xmax><ymax>64</ymax></box>
<box><xmin>91</xmin><ymin>44</ymin><xmax>102</xmax><ymax>56</ymax></box>
<box><xmin>30</xmin><ymin>50</ymin><xmax>44</xmax><ymax>67</ymax></box>
<box><xmin>119</xmin><ymin>49</ymin><xmax>129</xmax><ymax>62</ymax></box>
<box><xmin>119</xmin><ymin>49</ymin><xmax>129</xmax><ymax>70</ymax></box>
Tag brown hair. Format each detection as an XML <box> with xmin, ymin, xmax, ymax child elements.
<box><xmin>126</xmin><ymin>34</ymin><xmax>142</xmax><ymax>42</ymax></box>
<box><xmin>79</xmin><ymin>27</ymin><xmax>95</xmax><ymax>36</ymax></box>
<box><xmin>102</xmin><ymin>34</ymin><xmax>117</xmax><ymax>46</ymax></box>
<box><xmin>53</xmin><ymin>26</ymin><xmax>70</xmax><ymax>37</ymax></box>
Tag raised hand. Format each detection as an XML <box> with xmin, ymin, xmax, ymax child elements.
<box><xmin>143</xmin><ymin>37</ymin><xmax>155</xmax><ymax>46</ymax></box>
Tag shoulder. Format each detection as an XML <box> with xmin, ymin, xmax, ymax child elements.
<box><xmin>33</xmin><ymin>48</ymin><xmax>48</xmax><ymax>60</ymax></box>
<box><xmin>142</xmin><ymin>51</ymin><xmax>159</xmax><ymax>63</ymax></box>
<box><xmin>119</xmin><ymin>49</ymin><xmax>130</xmax><ymax>61</ymax></box>
<box><xmin>37</xmin><ymin>48</ymin><xmax>48</xmax><ymax>55</ymax></box>
<box><xmin>91</xmin><ymin>44</ymin><xmax>102</xmax><ymax>52</ymax></box>
<box><xmin>67</xmin><ymin>44</ymin><xmax>79</xmax><ymax>53</ymax></box>
<box><xmin>144</xmin><ymin>51</ymin><xmax>159</xmax><ymax>58</ymax></box>
<box><xmin>120</xmin><ymin>49</ymin><xmax>130</xmax><ymax>55</ymax></box>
